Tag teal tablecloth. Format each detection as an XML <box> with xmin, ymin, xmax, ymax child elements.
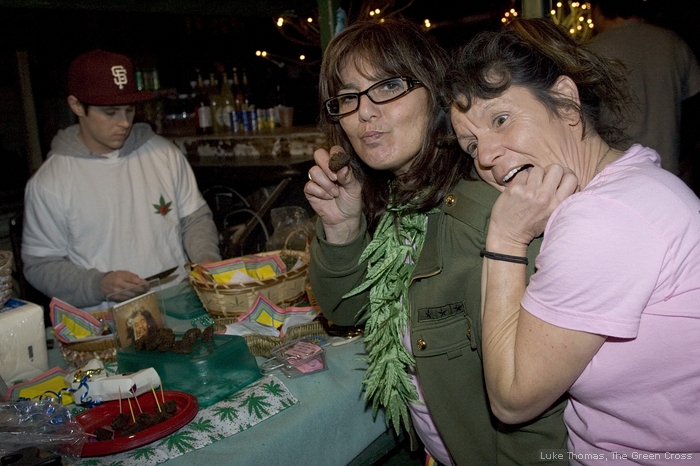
<box><xmin>47</xmin><ymin>330</ymin><xmax>395</xmax><ymax>466</ymax></box>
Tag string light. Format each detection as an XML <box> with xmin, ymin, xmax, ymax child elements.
<box><xmin>274</xmin><ymin>9</ymin><xmax>319</xmax><ymax>47</ymax></box>
<box><xmin>550</xmin><ymin>1</ymin><xmax>594</xmax><ymax>42</ymax></box>
<box><xmin>424</xmin><ymin>19</ymin><xmax>432</xmax><ymax>29</ymax></box>
<box><xmin>265</xmin><ymin>9</ymin><xmax>321</xmax><ymax>67</ymax></box>
<box><xmin>501</xmin><ymin>7</ymin><xmax>518</xmax><ymax>24</ymax></box>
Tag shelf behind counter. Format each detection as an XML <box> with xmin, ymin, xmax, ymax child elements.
<box><xmin>163</xmin><ymin>125</ymin><xmax>324</xmax><ymax>191</ymax></box>
<box><xmin>162</xmin><ymin>126</ymin><xmax>323</xmax><ymax>250</ymax></box>
<box><xmin>163</xmin><ymin>125</ymin><xmax>325</xmax><ymax>167</ymax></box>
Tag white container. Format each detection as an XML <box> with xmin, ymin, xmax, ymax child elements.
<box><xmin>0</xmin><ymin>299</ymin><xmax>49</xmax><ymax>385</ymax></box>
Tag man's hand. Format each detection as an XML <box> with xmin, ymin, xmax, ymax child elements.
<box><xmin>102</xmin><ymin>271</ymin><xmax>148</xmax><ymax>301</ymax></box>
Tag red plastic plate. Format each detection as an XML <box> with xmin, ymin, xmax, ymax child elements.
<box><xmin>76</xmin><ymin>390</ymin><xmax>198</xmax><ymax>457</ymax></box>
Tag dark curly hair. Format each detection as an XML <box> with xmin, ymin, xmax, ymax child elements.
<box><xmin>319</xmin><ymin>18</ymin><xmax>472</xmax><ymax>232</ymax></box>
<box><xmin>447</xmin><ymin>18</ymin><xmax>632</xmax><ymax>150</ymax></box>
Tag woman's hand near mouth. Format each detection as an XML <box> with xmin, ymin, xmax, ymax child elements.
<box><xmin>488</xmin><ymin>164</ymin><xmax>579</xmax><ymax>252</ymax></box>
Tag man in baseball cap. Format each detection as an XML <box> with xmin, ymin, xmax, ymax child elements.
<box><xmin>21</xmin><ymin>49</ymin><xmax>221</xmax><ymax>309</ymax></box>
<box><xmin>68</xmin><ymin>49</ymin><xmax>154</xmax><ymax>106</ymax></box>
<box><xmin>66</xmin><ymin>49</ymin><xmax>154</xmax><ymax>155</ymax></box>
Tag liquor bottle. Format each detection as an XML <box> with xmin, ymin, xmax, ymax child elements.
<box><xmin>208</xmin><ymin>73</ymin><xmax>219</xmax><ymax>96</ymax></box>
<box><xmin>241</xmin><ymin>69</ymin><xmax>254</xmax><ymax>110</ymax></box>
<box><xmin>195</xmin><ymin>101</ymin><xmax>213</xmax><ymax>134</ymax></box>
<box><xmin>135</xmin><ymin>69</ymin><xmax>145</xmax><ymax>91</ymax></box>
<box><xmin>208</xmin><ymin>72</ymin><xmax>221</xmax><ymax>132</ymax></box>
<box><xmin>216</xmin><ymin>72</ymin><xmax>236</xmax><ymax>132</ymax></box>
<box><xmin>194</xmin><ymin>72</ymin><xmax>213</xmax><ymax>134</ymax></box>
<box><xmin>232</xmin><ymin>68</ymin><xmax>246</xmax><ymax>112</ymax></box>
<box><xmin>194</xmin><ymin>70</ymin><xmax>207</xmax><ymax>99</ymax></box>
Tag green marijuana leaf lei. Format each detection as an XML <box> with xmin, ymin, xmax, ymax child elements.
<box><xmin>344</xmin><ymin>204</ymin><xmax>433</xmax><ymax>434</ymax></box>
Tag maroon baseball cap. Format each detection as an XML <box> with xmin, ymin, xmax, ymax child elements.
<box><xmin>68</xmin><ymin>49</ymin><xmax>154</xmax><ymax>106</ymax></box>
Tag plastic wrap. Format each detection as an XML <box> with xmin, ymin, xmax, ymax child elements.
<box><xmin>265</xmin><ymin>206</ymin><xmax>314</xmax><ymax>252</ymax></box>
<box><xmin>0</xmin><ymin>398</ymin><xmax>86</xmax><ymax>459</ymax></box>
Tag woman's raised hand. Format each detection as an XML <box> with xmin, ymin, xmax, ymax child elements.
<box><xmin>304</xmin><ymin>146</ymin><xmax>364</xmax><ymax>244</ymax></box>
<box><xmin>488</xmin><ymin>164</ymin><xmax>579</xmax><ymax>251</ymax></box>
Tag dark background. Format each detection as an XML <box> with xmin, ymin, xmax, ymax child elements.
<box><xmin>1</xmin><ymin>0</ymin><xmax>700</xmax><ymax>199</ymax></box>
<box><xmin>2</xmin><ymin>0</ymin><xmax>700</xmax><ymax>154</ymax></box>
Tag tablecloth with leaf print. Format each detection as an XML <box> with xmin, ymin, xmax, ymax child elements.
<box><xmin>77</xmin><ymin>375</ymin><xmax>297</xmax><ymax>466</ymax></box>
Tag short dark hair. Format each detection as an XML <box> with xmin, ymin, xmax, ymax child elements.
<box><xmin>448</xmin><ymin>18</ymin><xmax>632</xmax><ymax>149</ymax></box>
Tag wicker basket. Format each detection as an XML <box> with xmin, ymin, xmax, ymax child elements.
<box><xmin>188</xmin><ymin>248</ymin><xmax>310</xmax><ymax>319</ymax></box>
<box><xmin>214</xmin><ymin>319</ymin><xmax>328</xmax><ymax>357</ymax></box>
<box><xmin>0</xmin><ymin>250</ymin><xmax>13</xmax><ymax>309</ymax></box>
<box><xmin>57</xmin><ymin>310</ymin><xmax>117</xmax><ymax>367</ymax></box>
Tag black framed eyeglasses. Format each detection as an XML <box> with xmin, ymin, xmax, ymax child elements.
<box><xmin>324</xmin><ymin>76</ymin><xmax>423</xmax><ymax>121</ymax></box>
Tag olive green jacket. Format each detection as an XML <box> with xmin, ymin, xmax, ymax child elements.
<box><xmin>309</xmin><ymin>177</ymin><xmax>567</xmax><ymax>465</ymax></box>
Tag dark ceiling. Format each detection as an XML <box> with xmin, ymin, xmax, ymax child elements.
<box><xmin>0</xmin><ymin>0</ymin><xmax>318</xmax><ymax>17</ymax></box>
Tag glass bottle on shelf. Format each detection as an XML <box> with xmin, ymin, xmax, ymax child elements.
<box><xmin>195</xmin><ymin>71</ymin><xmax>207</xmax><ymax>99</ymax></box>
<box><xmin>195</xmin><ymin>101</ymin><xmax>213</xmax><ymax>134</ymax></box>
<box><xmin>232</xmin><ymin>68</ymin><xmax>245</xmax><ymax>112</ymax></box>
<box><xmin>208</xmin><ymin>72</ymin><xmax>221</xmax><ymax>132</ymax></box>
<box><xmin>216</xmin><ymin>72</ymin><xmax>236</xmax><ymax>132</ymax></box>
<box><xmin>194</xmin><ymin>72</ymin><xmax>213</xmax><ymax>134</ymax></box>
<box><xmin>241</xmin><ymin>69</ymin><xmax>254</xmax><ymax>110</ymax></box>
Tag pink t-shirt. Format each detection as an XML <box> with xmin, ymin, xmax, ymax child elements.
<box><xmin>522</xmin><ymin>145</ymin><xmax>700</xmax><ymax>464</ymax></box>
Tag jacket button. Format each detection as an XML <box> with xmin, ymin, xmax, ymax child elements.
<box><xmin>466</xmin><ymin>327</ymin><xmax>471</xmax><ymax>338</ymax></box>
<box><xmin>417</xmin><ymin>339</ymin><xmax>427</xmax><ymax>350</ymax></box>
<box><xmin>445</xmin><ymin>194</ymin><xmax>456</xmax><ymax>207</ymax></box>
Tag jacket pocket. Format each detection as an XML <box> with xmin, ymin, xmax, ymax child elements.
<box><xmin>411</xmin><ymin>305</ymin><xmax>477</xmax><ymax>359</ymax></box>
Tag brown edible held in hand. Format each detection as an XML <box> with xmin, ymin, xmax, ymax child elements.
<box><xmin>329</xmin><ymin>150</ymin><xmax>351</xmax><ymax>172</ymax></box>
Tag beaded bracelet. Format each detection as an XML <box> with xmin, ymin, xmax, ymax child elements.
<box><xmin>480</xmin><ymin>249</ymin><xmax>528</xmax><ymax>265</ymax></box>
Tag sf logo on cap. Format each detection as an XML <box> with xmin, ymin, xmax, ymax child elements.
<box><xmin>111</xmin><ymin>65</ymin><xmax>128</xmax><ymax>90</ymax></box>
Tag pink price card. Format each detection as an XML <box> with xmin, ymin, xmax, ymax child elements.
<box><xmin>284</xmin><ymin>340</ymin><xmax>321</xmax><ymax>360</ymax></box>
<box><xmin>294</xmin><ymin>355</ymin><xmax>325</xmax><ymax>373</ymax></box>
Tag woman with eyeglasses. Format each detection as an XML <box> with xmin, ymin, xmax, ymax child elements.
<box><xmin>304</xmin><ymin>18</ymin><xmax>567</xmax><ymax>465</ymax></box>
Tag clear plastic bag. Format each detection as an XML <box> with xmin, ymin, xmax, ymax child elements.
<box><xmin>265</xmin><ymin>206</ymin><xmax>314</xmax><ymax>252</ymax></box>
<box><xmin>0</xmin><ymin>398</ymin><xmax>86</xmax><ymax>459</ymax></box>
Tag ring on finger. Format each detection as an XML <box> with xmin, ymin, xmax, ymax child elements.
<box><xmin>308</xmin><ymin>172</ymin><xmax>313</xmax><ymax>181</ymax></box>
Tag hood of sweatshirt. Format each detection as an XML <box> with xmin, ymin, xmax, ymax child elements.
<box><xmin>49</xmin><ymin>122</ymin><xmax>155</xmax><ymax>159</ymax></box>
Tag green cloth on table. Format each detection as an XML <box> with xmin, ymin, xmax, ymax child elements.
<box><xmin>77</xmin><ymin>375</ymin><xmax>297</xmax><ymax>466</ymax></box>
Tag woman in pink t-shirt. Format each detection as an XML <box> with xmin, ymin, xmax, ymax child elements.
<box><xmin>449</xmin><ymin>18</ymin><xmax>700</xmax><ymax>464</ymax></box>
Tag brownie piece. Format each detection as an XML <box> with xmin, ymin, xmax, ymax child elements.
<box><xmin>329</xmin><ymin>150</ymin><xmax>351</xmax><ymax>172</ymax></box>
<box><xmin>94</xmin><ymin>427</ymin><xmax>114</xmax><ymax>441</ymax></box>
